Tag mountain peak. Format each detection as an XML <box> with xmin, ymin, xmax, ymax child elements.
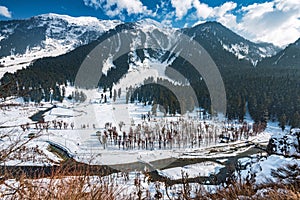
<box><xmin>193</xmin><ymin>21</ymin><xmax>224</xmax><ymax>29</ymax></box>
<box><xmin>0</xmin><ymin>13</ymin><xmax>122</xmax><ymax>77</ymax></box>
<box><xmin>294</xmin><ymin>38</ymin><xmax>300</xmax><ymax>46</ymax></box>
<box><xmin>35</xmin><ymin>13</ymin><xmax>121</xmax><ymax>26</ymax></box>
<box><xmin>134</xmin><ymin>18</ymin><xmax>172</xmax><ymax>31</ymax></box>
<box><xmin>185</xmin><ymin>20</ymin><xmax>280</xmax><ymax>66</ymax></box>
<box><xmin>136</xmin><ymin>18</ymin><xmax>161</xmax><ymax>26</ymax></box>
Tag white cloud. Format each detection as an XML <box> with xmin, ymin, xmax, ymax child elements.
<box><xmin>192</xmin><ymin>1</ymin><xmax>238</xmax><ymax>28</ymax></box>
<box><xmin>184</xmin><ymin>0</ymin><xmax>299</xmax><ymax>46</ymax></box>
<box><xmin>171</xmin><ymin>0</ymin><xmax>193</xmax><ymax>20</ymax></box>
<box><xmin>275</xmin><ymin>0</ymin><xmax>300</xmax><ymax>12</ymax></box>
<box><xmin>217</xmin><ymin>13</ymin><xmax>237</xmax><ymax>28</ymax></box>
<box><xmin>193</xmin><ymin>0</ymin><xmax>213</xmax><ymax>19</ymax></box>
<box><xmin>83</xmin><ymin>0</ymin><xmax>300</xmax><ymax>46</ymax></box>
<box><xmin>241</xmin><ymin>2</ymin><xmax>274</xmax><ymax>19</ymax></box>
<box><xmin>237</xmin><ymin>0</ymin><xmax>300</xmax><ymax>46</ymax></box>
<box><xmin>161</xmin><ymin>11</ymin><xmax>175</xmax><ymax>27</ymax></box>
<box><xmin>83</xmin><ymin>0</ymin><xmax>152</xmax><ymax>17</ymax></box>
<box><xmin>0</xmin><ymin>6</ymin><xmax>12</xmax><ymax>18</ymax></box>
<box><xmin>212</xmin><ymin>2</ymin><xmax>237</xmax><ymax>17</ymax></box>
<box><xmin>197</xmin><ymin>1</ymin><xmax>236</xmax><ymax>19</ymax></box>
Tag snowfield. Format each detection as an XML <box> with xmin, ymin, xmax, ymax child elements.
<box><xmin>0</xmin><ymin>86</ymin><xmax>274</xmax><ymax>169</ymax></box>
<box><xmin>237</xmin><ymin>154</ymin><xmax>300</xmax><ymax>185</ymax></box>
<box><xmin>0</xmin><ymin>13</ymin><xmax>121</xmax><ymax>79</ymax></box>
<box><xmin>158</xmin><ymin>161</ymin><xmax>224</xmax><ymax>180</ymax></box>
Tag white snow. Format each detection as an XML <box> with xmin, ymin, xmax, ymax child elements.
<box><xmin>222</xmin><ymin>41</ymin><xmax>278</xmax><ymax>65</ymax></box>
<box><xmin>102</xmin><ymin>55</ymin><xmax>116</xmax><ymax>76</ymax></box>
<box><xmin>38</xmin><ymin>13</ymin><xmax>120</xmax><ymax>31</ymax></box>
<box><xmin>159</xmin><ymin>161</ymin><xmax>224</xmax><ymax>180</ymax></box>
<box><xmin>222</xmin><ymin>43</ymin><xmax>248</xmax><ymax>60</ymax></box>
<box><xmin>0</xmin><ymin>86</ymin><xmax>299</xmax><ymax>200</ymax></box>
<box><xmin>238</xmin><ymin>155</ymin><xmax>300</xmax><ymax>185</ymax></box>
<box><xmin>135</xmin><ymin>18</ymin><xmax>178</xmax><ymax>34</ymax></box>
<box><xmin>0</xmin><ymin>14</ymin><xmax>121</xmax><ymax>79</ymax></box>
<box><xmin>0</xmin><ymin>171</ymin><xmax>214</xmax><ymax>199</ymax></box>
<box><xmin>0</xmin><ymin>87</ymin><xmax>271</xmax><ymax>168</ymax></box>
<box><xmin>274</xmin><ymin>52</ymin><xmax>285</xmax><ymax>65</ymax></box>
<box><xmin>267</xmin><ymin>130</ymin><xmax>300</xmax><ymax>157</ymax></box>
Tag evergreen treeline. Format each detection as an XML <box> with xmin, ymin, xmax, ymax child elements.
<box><xmin>1</xmin><ymin>50</ymin><xmax>300</xmax><ymax>128</ymax></box>
<box><xmin>130</xmin><ymin>57</ymin><xmax>300</xmax><ymax>128</ymax></box>
<box><xmin>0</xmin><ymin>24</ymin><xmax>133</xmax><ymax>102</ymax></box>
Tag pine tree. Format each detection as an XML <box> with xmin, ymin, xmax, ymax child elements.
<box><xmin>109</xmin><ymin>87</ymin><xmax>112</xmax><ymax>99</ymax></box>
<box><xmin>79</xmin><ymin>91</ymin><xmax>87</xmax><ymax>102</ymax></box>
<box><xmin>118</xmin><ymin>88</ymin><xmax>121</xmax><ymax>98</ymax></box>
<box><xmin>62</xmin><ymin>86</ymin><xmax>66</xmax><ymax>98</ymax></box>
<box><xmin>291</xmin><ymin>111</ymin><xmax>300</xmax><ymax>128</ymax></box>
<box><xmin>279</xmin><ymin>114</ymin><xmax>287</xmax><ymax>132</ymax></box>
<box><xmin>74</xmin><ymin>90</ymin><xmax>80</xmax><ymax>102</ymax></box>
<box><xmin>113</xmin><ymin>89</ymin><xmax>117</xmax><ymax>102</ymax></box>
<box><xmin>54</xmin><ymin>85</ymin><xmax>62</xmax><ymax>102</ymax></box>
<box><xmin>125</xmin><ymin>90</ymin><xmax>130</xmax><ymax>104</ymax></box>
<box><xmin>104</xmin><ymin>95</ymin><xmax>107</xmax><ymax>103</ymax></box>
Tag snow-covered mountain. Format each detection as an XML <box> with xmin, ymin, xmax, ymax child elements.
<box><xmin>0</xmin><ymin>14</ymin><xmax>282</xmax><ymax>80</ymax></box>
<box><xmin>258</xmin><ymin>38</ymin><xmax>300</xmax><ymax>68</ymax></box>
<box><xmin>93</xmin><ymin>19</ymin><xmax>281</xmax><ymax>87</ymax></box>
<box><xmin>0</xmin><ymin>15</ymin><xmax>284</xmax><ymax>87</ymax></box>
<box><xmin>0</xmin><ymin>13</ymin><xmax>121</xmax><ymax>77</ymax></box>
<box><xmin>186</xmin><ymin>22</ymin><xmax>280</xmax><ymax>66</ymax></box>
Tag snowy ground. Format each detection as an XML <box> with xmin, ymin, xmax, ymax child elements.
<box><xmin>1</xmin><ymin>88</ymin><xmax>299</xmax><ymax>199</ymax></box>
<box><xmin>158</xmin><ymin>161</ymin><xmax>224</xmax><ymax>180</ymax></box>
<box><xmin>0</xmin><ymin>170</ymin><xmax>214</xmax><ymax>200</ymax></box>
<box><xmin>2</xmin><ymin>154</ymin><xmax>299</xmax><ymax>199</ymax></box>
<box><xmin>237</xmin><ymin>154</ymin><xmax>300</xmax><ymax>185</ymax></box>
<box><xmin>0</xmin><ymin>86</ymin><xmax>275</xmax><ymax>168</ymax></box>
<box><xmin>0</xmin><ymin>101</ymin><xmax>61</xmax><ymax>166</ymax></box>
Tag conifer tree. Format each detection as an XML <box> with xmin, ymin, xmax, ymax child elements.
<box><xmin>279</xmin><ymin>114</ymin><xmax>287</xmax><ymax>131</ymax></box>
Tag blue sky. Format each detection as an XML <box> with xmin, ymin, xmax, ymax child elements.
<box><xmin>0</xmin><ymin>0</ymin><xmax>268</xmax><ymax>22</ymax></box>
<box><xmin>0</xmin><ymin>0</ymin><xmax>299</xmax><ymax>46</ymax></box>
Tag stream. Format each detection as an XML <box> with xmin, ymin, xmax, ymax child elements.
<box><xmin>29</xmin><ymin>105</ymin><xmax>56</xmax><ymax>122</ymax></box>
<box><xmin>0</xmin><ymin>142</ymin><xmax>266</xmax><ymax>186</ymax></box>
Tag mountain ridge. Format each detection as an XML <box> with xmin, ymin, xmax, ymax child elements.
<box><xmin>0</xmin><ymin>13</ymin><xmax>281</xmax><ymax>75</ymax></box>
<box><xmin>257</xmin><ymin>37</ymin><xmax>300</xmax><ymax>68</ymax></box>
<box><xmin>0</xmin><ymin>13</ymin><xmax>121</xmax><ymax>77</ymax></box>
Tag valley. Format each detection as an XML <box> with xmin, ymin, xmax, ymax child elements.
<box><xmin>0</xmin><ymin>12</ymin><xmax>299</xmax><ymax>199</ymax></box>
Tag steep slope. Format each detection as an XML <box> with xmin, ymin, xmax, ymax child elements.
<box><xmin>185</xmin><ymin>22</ymin><xmax>280</xmax><ymax>67</ymax></box>
<box><xmin>257</xmin><ymin>38</ymin><xmax>300</xmax><ymax>68</ymax></box>
<box><xmin>0</xmin><ymin>13</ymin><xmax>121</xmax><ymax>77</ymax></box>
<box><xmin>0</xmin><ymin>19</ymin><xmax>283</xmax><ymax>95</ymax></box>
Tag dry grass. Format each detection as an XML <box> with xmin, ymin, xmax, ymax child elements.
<box><xmin>193</xmin><ymin>180</ymin><xmax>300</xmax><ymax>200</ymax></box>
<box><xmin>0</xmin><ymin>130</ymin><xmax>121</xmax><ymax>200</ymax></box>
<box><xmin>187</xmin><ymin>182</ymin><xmax>299</xmax><ymax>200</ymax></box>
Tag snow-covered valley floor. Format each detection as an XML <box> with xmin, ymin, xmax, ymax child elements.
<box><xmin>0</xmin><ymin>95</ymin><xmax>271</xmax><ymax>168</ymax></box>
<box><xmin>0</xmin><ymin>89</ymin><xmax>299</xmax><ymax>199</ymax></box>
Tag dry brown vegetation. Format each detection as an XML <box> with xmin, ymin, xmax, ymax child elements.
<box><xmin>1</xmin><ymin>122</ymin><xmax>300</xmax><ymax>199</ymax></box>
<box><xmin>0</xmin><ymin>167</ymin><xmax>120</xmax><ymax>200</ymax></box>
<box><xmin>193</xmin><ymin>163</ymin><xmax>300</xmax><ymax>200</ymax></box>
<box><xmin>196</xmin><ymin>182</ymin><xmax>300</xmax><ymax>200</ymax></box>
<box><xmin>0</xmin><ymin>129</ymin><xmax>120</xmax><ymax>200</ymax></box>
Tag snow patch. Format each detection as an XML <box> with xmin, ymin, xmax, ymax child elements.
<box><xmin>159</xmin><ymin>161</ymin><xmax>224</xmax><ymax>180</ymax></box>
